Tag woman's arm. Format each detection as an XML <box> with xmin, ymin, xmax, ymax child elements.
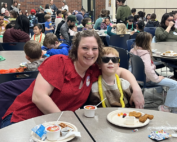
<box><xmin>107</xmin><ymin>25</ymin><xmax>116</xmax><ymax>36</ymax></box>
<box><xmin>32</xmin><ymin>73</ymin><xmax>61</xmax><ymax>114</ymax></box>
<box><xmin>117</xmin><ymin>67</ymin><xmax>144</xmax><ymax>108</ymax></box>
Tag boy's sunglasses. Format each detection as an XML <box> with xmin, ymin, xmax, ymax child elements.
<box><xmin>102</xmin><ymin>57</ymin><xmax>120</xmax><ymax>63</ymax></box>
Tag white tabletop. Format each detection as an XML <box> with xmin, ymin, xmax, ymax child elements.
<box><xmin>75</xmin><ymin>108</ymin><xmax>177</xmax><ymax>142</ymax></box>
<box><xmin>0</xmin><ymin>51</ymin><xmax>27</xmax><ymax>69</ymax></box>
<box><xmin>0</xmin><ymin>111</ymin><xmax>93</xmax><ymax>142</ymax></box>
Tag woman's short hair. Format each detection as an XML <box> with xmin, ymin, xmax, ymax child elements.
<box><xmin>10</xmin><ymin>10</ymin><xmax>18</xmax><ymax>18</ymax></box>
<box><xmin>100</xmin><ymin>9</ymin><xmax>107</xmax><ymax>17</ymax></box>
<box><xmin>69</xmin><ymin>30</ymin><xmax>104</xmax><ymax>65</ymax></box>
<box><xmin>14</xmin><ymin>15</ymin><xmax>29</xmax><ymax>34</ymax></box>
<box><xmin>160</xmin><ymin>13</ymin><xmax>175</xmax><ymax>31</ymax></box>
<box><xmin>45</xmin><ymin>4</ymin><xmax>50</xmax><ymax>9</ymax></box>
<box><xmin>82</xmin><ymin>18</ymin><xmax>91</xmax><ymax>27</ymax></box>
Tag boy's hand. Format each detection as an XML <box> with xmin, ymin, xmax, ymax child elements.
<box><xmin>129</xmin><ymin>89</ymin><xmax>144</xmax><ymax>109</ymax></box>
<box><xmin>42</xmin><ymin>50</ymin><xmax>47</xmax><ymax>56</ymax></box>
<box><xmin>130</xmin><ymin>31</ymin><xmax>135</xmax><ymax>35</ymax></box>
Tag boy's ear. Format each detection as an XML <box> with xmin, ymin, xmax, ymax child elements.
<box><xmin>55</xmin><ymin>41</ymin><xmax>59</xmax><ymax>45</ymax></box>
<box><xmin>25</xmin><ymin>55</ymin><xmax>30</xmax><ymax>60</ymax></box>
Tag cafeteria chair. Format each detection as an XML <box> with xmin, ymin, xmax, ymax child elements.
<box><xmin>77</xmin><ymin>27</ymin><xmax>83</xmax><ymax>31</ymax></box>
<box><xmin>129</xmin><ymin>53</ymin><xmax>164</xmax><ymax>96</ymax></box>
<box><xmin>1</xmin><ymin>42</ymin><xmax>26</xmax><ymax>50</ymax></box>
<box><xmin>110</xmin><ymin>46</ymin><xmax>129</xmax><ymax>69</ymax></box>
<box><xmin>0</xmin><ymin>78</ymin><xmax>34</xmax><ymax>124</ymax></box>
<box><xmin>126</xmin><ymin>39</ymin><xmax>135</xmax><ymax>51</ymax></box>
<box><xmin>144</xmin><ymin>27</ymin><xmax>156</xmax><ymax>37</ymax></box>
<box><xmin>0</xmin><ymin>71</ymin><xmax>39</xmax><ymax>84</ymax></box>
<box><xmin>129</xmin><ymin>33</ymin><xmax>138</xmax><ymax>39</ymax></box>
<box><xmin>109</xmin><ymin>34</ymin><xmax>130</xmax><ymax>50</ymax></box>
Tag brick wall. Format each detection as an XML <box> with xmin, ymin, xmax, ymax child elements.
<box><xmin>16</xmin><ymin>0</ymin><xmax>82</xmax><ymax>14</ymax></box>
<box><xmin>95</xmin><ymin>0</ymin><xmax>106</xmax><ymax>19</ymax></box>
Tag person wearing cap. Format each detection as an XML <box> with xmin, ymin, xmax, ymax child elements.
<box><xmin>116</xmin><ymin>0</ymin><xmax>131</xmax><ymax>24</ymax></box>
<box><xmin>60</xmin><ymin>15</ymin><xmax>78</xmax><ymax>42</ymax></box>
<box><xmin>127</xmin><ymin>16</ymin><xmax>136</xmax><ymax>31</ymax></box>
<box><xmin>61</xmin><ymin>1</ymin><xmax>69</xmax><ymax>12</ymax></box>
<box><xmin>29</xmin><ymin>9</ymin><xmax>38</xmax><ymax>37</ymax></box>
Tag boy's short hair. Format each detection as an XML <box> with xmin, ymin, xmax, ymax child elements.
<box><xmin>24</xmin><ymin>40</ymin><xmax>42</xmax><ymax>59</ymax></box>
<box><xmin>44</xmin><ymin>14</ymin><xmax>51</xmax><ymax>21</ymax></box>
<box><xmin>43</xmin><ymin>33</ymin><xmax>59</xmax><ymax>47</ymax></box>
<box><xmin>150</xmin><ymin>13</ymin><xmax>156</xmax><ymax>20</ymax></box>
<box><xmin>57</xmin><ymin>10</ymin><xmax>62</xmax><ymax>16</ymax></box>
<box><xmin>131</xmin><ymin>8</ymin><xmax>136</xmax><ymax>13</ymax></box>
<box><xmin>82</xmin><ymin>18</ymin><xmax>91</xmax><ymax>27</ymax></box>
<box><xmin>103</xmin><ymin>47</ymin><xmax>119</xmax><ymax>57</ymax></box>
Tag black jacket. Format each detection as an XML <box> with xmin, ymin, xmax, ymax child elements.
<box><xmin>145</xmin><ymin>20</ymin><xmax>159</xmax><ymax>27</ymax></box>
<box><xmin>55</xmin><ymin>20</ymin><xmax>65</xmax><ymax>38</ymax></box>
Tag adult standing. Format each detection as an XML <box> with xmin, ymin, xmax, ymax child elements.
<box><xmin>1</xmin><ymin>3</ymin><xmax>8</xmax><ymax>14</ymax></box>
<box><xmin>3</xmin><ymin>15</ymin><xmax>30</xmax><ymax>43</ymax></box>
<box><xmin>73</xmin><ymin>10</ymin><xmax>83</xmax><ymax>25</ymax></box>
<box><xmin>61</xmin><ymin>1</ymin><xmax>69</xmax><ymax>12</ymax></box>
<box><xmin>60</xmin><ymin>15</ymin><xmax>77</xmax><ymax>41</ymax></box>
<box><xmin>10</xmin><ymin>1</ymin><xmax>19</xmax><ymax>13</ymax></box>
<box><xmin>155</xmin><ymin>13</ymin><xmax>177</xmax><ymax>42</ymax></box>
<box><xmin>1</xmin><ymin>30</ymin><xmax>144</xmax><ymax>128</ymax></box>
<box><xmin>81</xmin><ymin>9</ymin><xmax>89</xmax><ymax>18</ymax></box>
<box><xmin>116</xmin><ymin>0</ymin><xmax>131</xmax><ymax>24</ymax></box>
<box><xmin>29</xmin><ymin>9</ymin><xmax>38</xmax><ymax>37</ymax></box>
<box><xmin>50</xmin><ymin>0</ymin><xmax>58</xmax><ymax>15</ymax></box>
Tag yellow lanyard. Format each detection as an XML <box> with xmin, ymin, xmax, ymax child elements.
<box><xmin>98</xmin><ymin>74</ymin><xmax>125</xmax><ymax>108</ymax></box>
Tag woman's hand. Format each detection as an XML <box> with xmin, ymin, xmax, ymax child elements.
<box><xmin>169</xmin><ymin>21</ymin><xmax>174</xmax><ymax>27</ymax></box>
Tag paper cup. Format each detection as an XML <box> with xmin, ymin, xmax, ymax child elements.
<box><xmin>84</xmin><ymin>105</ymin><xmax>97</xmax><ymax>117</ymax></box>
<box><xmin>46</xmin><ymin>125</ymin><xmax>60</xmax><ymax>141</ymax></box>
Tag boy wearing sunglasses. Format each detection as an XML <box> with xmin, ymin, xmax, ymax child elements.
<box><xmin>87</xmin><ymin>47</ymin><xmax>132</xmax><ymax>108</ymax></box>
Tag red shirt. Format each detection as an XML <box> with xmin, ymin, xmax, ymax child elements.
<box><xmin>2</xmin><ymin>55</ymin><xmax>100</xmax><ymax>123</ymax></box>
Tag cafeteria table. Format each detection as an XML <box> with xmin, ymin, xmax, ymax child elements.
<box><xmin>0</xmin><ymin>111</ymin><xmax>93</xmax><ymax>142</ymax></box>
<box><xmin>0</xmin><ymin>51</ymin><xmax>27</xmax><ymax>69</ymax></box>
<box><xmin>75</xmin><ymin>108</ymin><xmax>177</xmax><ymax>142</ymax></box>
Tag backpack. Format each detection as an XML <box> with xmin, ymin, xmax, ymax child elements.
<box><xmin>55</xmin><ymin>20</ymin><xmax>65</xmax><ymax>38</ymax></box>
<box><xmin>29</xmin><ymin>15</ymin><xmax>38</xmax><ymax>28</ymax></box>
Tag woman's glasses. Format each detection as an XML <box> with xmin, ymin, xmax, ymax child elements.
<box><xmin>102</xmin><ymin>57</ymin><xmax>120</xmax><ymax>63</ymax></box>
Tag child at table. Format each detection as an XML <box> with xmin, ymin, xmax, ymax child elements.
<box><xmin>44</xmin><ymin>14</ymin><xmax>54</xmax><ymax>33</ymax></box>
<box><xmin>31</xmin><ymin>24</ymin><xmax>45</xmax><ymax>46</ymax></box>
<box><xmin>82</xmin><ymin>18</ymin><xmax>93</xmax><ymax>31</ymax></box>
<box><xmin>130</xmin><ymin>32</ymin><xmax>177</xmax><ymax>113</ymax></box>
<box><xmin>24</xmin><ymin>40</ymin><xmax>45</xmax><ymax>71</ymax></box>
<box><xmin>100</xmin><ymin>17</ymin><xmax>112</xmax><ymax>30</ymax></box>
<box><xmin>41</xmin><ymin>33</ymin><xmax>70</xmax><ymax>56</ymax></box>
<box><xmin>107</xmin><ymin>23</ymin><xmax>126</xmax><ymax>36</ymax></box>
<box><xmin>88</xmin><ymin>47</ymin><xmax>132</xmax><ymax>108</ymax></box>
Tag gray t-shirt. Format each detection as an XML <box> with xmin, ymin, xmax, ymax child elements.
<box><xmin>60</xmin><ymin>22</ymin><xmax>69</xmax><ymax>41</ymax></box>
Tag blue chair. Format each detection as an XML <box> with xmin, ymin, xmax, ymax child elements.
<box><xmin>144</xmin><ymin>27</ymin><xmax>156</xmax><ymax>37</ymax></box>
<box><xmin>126</xmin><ymin>39</ymin><xmax>135</xmax><ymax>51</ymax></box>
<box><xmin>130</xmin><ymin>33</ymin><xmax>138</xmax><ymax>39</ymax></box>
<box><xmin>77</xmin><ymin>27</ymin><xmax>83</xmax><ymax>31</ymax></box>
<box><xmin>111</xmin><ymin>46</ymin><xmax>129</xmax><ymax>69</ymax></box>
<box><xmin>1</xmin><ymin>42</ymin><xmax>26</xmax><ymax>50</ymax></box>
<box><xmin>129</xmin><ymin>53</ymin><xmax>162</xmax><ymax>93</ymax></box>
<box><xmin>109</xmin><ymin>34</ymin><xmax>130</xmax><ymax>50</ymax></box>
<box><xmin>0</xmin><ymin>71</ymin><xmax>39</xmax><ymax>84</ymax></box>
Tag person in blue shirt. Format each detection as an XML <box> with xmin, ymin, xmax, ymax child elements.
<box><xmin>41</xmin><ymin>33</ymin><xmax>70</xmax><ymax>56</ymax></box>
<box><xmin>81</xmin><ymin>9</ymin><xmax>90</xmax><ymax>18</ymax></box>
<box><xmin>73</xmin><ymin>10</ymin><xmax>83</xmax><ymax>25</ymax></box>
<box><xmin>44</xmin><ymin>14</ymin><xmax>54</xmax><ymax>34</ymax></box>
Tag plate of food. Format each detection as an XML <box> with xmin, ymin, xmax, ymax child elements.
<box><xmin>107</xmin><ymin>109</ymin><xmax>154</xmax><ymax>128</ymax></box>
<box><xmin>31</xmin><ymin>121</ymin><xmax>78</xmax><ymax>142</ymax></box>
<box><xmin>161</xmin><ymin>51</ymin><xmax>177</xmax><ymax>58</ymax></box>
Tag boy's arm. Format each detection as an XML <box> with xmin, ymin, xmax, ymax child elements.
<box><xmin>117</xmin><ymin>67</ymin><xmax>144</xmax><ymax>108</ymax></box>
<box><xmin>46</xmin><ymin>47</ymin><xmax>69</xmax><ymax>56</ymax></box>
<box><xmin>45</xmin><ymin>27</ymin><xmax>54</xmax><ymax>31</ymax></box>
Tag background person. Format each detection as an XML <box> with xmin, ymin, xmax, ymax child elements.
<box><xmin>155</xmin><ymin>13</ymin><xmax>177</xmax><ymax>42</ymax></box>
<box><xmin>3</xmin><ymin>15</ymin><xmax>30</xmax><ymax>43</ymax></box>
<box><xmin>50</xmin><ymin>0</ymin><xmax>58</xmax><ymax>16</ymax></box>
<box><xmin>61</xmin><ymin>1</ymin><xmax>69</xmax><ymax>12</ymax></box>
<box><xmin>1</xmin><ymin>3</ymin><xmax>8</xmax><ymax>14</ymax></box>
<box><xmin>10</xmin><ymin>1</ymin><xmax>19</xmax><ymax>13</ymax></box>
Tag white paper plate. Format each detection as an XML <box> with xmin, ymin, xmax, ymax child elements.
<box><xmin>31</xmin><ymin>121</ymin><xmax>78</xmax><ymax>142</ymax></box>
<box><xmin>160</xmin><ymin>53</ymin><xmax>177</xmax><ymax>58</ymax></box>
<box><xmin>107</xmin><ymin>109</ymin><xmax>150</xmax><ymax>128</ymax></box>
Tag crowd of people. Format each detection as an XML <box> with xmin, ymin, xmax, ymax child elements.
<box><xmin>0</xmin><ymin>0</ymin><xmax>177</xmax><ymax>129</ymax></box>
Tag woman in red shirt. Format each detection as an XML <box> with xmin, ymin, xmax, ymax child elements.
<box><xmin>1</xmin><ymin>30</ymin><xmax>144</xmax><ymax>128</ymax></box>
